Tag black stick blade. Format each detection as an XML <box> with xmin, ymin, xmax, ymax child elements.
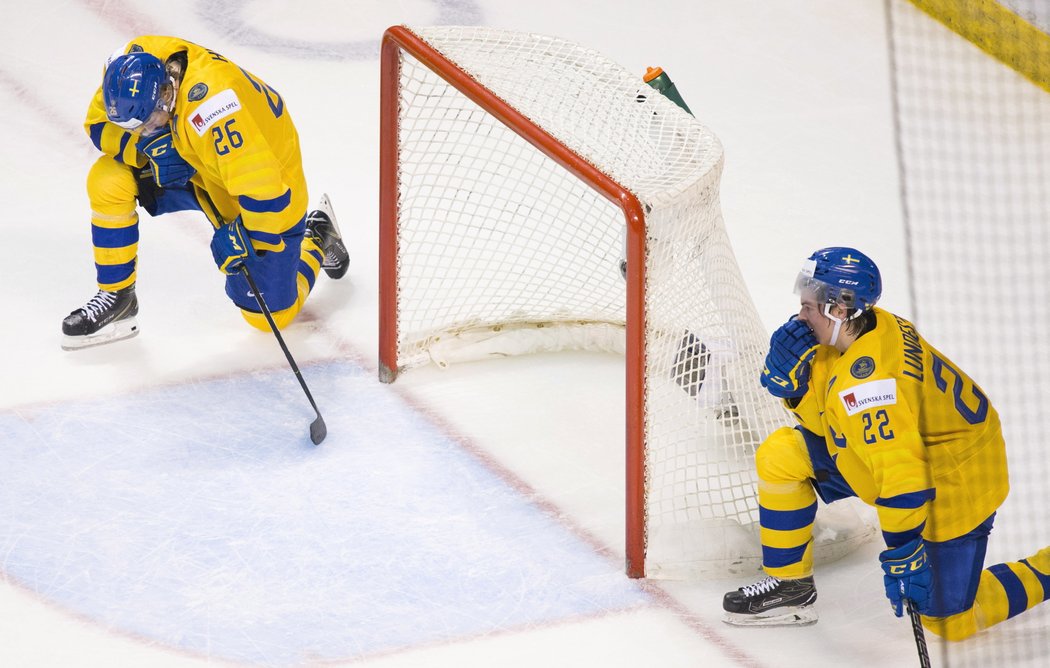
<box><xmin>310</xmin><ymin>415</ymin><xmax>327</xmax><ymax>445</ymax></box>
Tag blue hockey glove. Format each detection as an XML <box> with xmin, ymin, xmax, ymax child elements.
<box><xmin>760</xmin><ymin>317</ymin><xmax>819</xmax><ymax>399</ymax></box>
<box><xmin>210</xmin><ymin>218</ymin><xmax>255</xmax><ymax>275</ymax></box>
<box><xmin>137</xmin><ymin>130</ymin><xmax>196</xmax><ymax>188</ymax></box>
<box><xmin>879</xmin><ymin>537</ymin><xmax>932</xmax><ymax>617</ymax></box>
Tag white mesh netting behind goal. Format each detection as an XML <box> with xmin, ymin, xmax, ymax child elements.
<box><xmin>379</xmin><ymin>25</ymin><xmax>874</xmax><ymax>578</ymax></box>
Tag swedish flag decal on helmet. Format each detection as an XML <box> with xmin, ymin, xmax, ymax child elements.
<box><xmin>794</xmin><ymin>247</ymin><xmax>882</xmax><ymax>315</ymax></box>
<box><xmin>102</xmin><ymin>52</ymin><xmax>165</xmax><ymax>129</ymax></box>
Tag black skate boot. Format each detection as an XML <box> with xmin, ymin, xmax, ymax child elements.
<box><xmin>61</xmin><ymin>285</ymin><xmax>139</xmax><ymax>351</ymax></box>
<box><xmin>306</xmin><ymin>193</ymin><xmax>349</xmax><ymax>279</ymax></box>
<box><xmin>723</xmin><ymin>575</ymin><xmax>818</xmax><ymax>626</ymax></box>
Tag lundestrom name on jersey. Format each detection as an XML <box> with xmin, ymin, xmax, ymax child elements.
<box><xmin>839</xmin><ymin>378</ymin><xmax>897</xmax><ymax>416</ymax></box>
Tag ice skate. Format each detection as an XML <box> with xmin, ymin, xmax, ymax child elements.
<box><xmin>722</xmin><ymin>575</ymin><xmax>818</xmax><ymax>626</ymax></box>
<box><xmin>306</xmin><ymin>193</ymin><xmax>349</xmax><ymax>279</ymax></box>
<box><xmin>61</xmin><ymin>286</ymin><xmax>139</xmax><ymax>351</ymax></box>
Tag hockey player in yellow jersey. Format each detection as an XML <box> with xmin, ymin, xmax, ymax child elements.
<box><xmin>62</xmin><ymin>36</ymin><xmax>349</xmax><ymax>350</ymax></box>
<box><xmin>722</xmin><ymin>246</ymin><xmax>1050</xmax><ymax>641</ymax></box>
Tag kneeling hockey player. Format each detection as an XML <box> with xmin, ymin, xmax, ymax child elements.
<box><xmin>63</xmin><ymin>36</ymin><xmax>349</xmax><ymax>350</ymax></box>
<box><xmin>723</xmin><ymin>246</ymin><xmax>1050</xmax><ymax>641</ymax></box>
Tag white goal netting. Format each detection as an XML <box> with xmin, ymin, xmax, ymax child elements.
<box><xmin>382</xmin><ymin>25</ymin><xmax>873</xmax><ymax>578</ymax></box>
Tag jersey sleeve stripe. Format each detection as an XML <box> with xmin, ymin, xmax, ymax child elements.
<box><xmin>881</xmin><ymin>521</ymin><xmax>925</xmax><ymax>548</ymax></box>
<box><xmin>88</xmin><ymin>122</ymin><xmax>106</xmax><ymax>151</ymax></box>
<box><xmin>238</xmin><ymin>188</ymin><xmax>291</xmax><ymax>213</ymax></box>
<box><xmin>114</xmin><ymin>132</ymin><xmax>132</xmax><ymax>164</ymax></box>
<box><xmin>244</xmin><ymin>228</ymin><xmax>287</xmax><ymax>254</ymax></box>
<box><xmin>875</xmin><ymin>489</ymin><xmax>935</xmax><ymax>509</ymax></box>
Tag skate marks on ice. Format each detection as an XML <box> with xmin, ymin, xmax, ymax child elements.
<box><xmin>197</xmin><ymin>0</ymin><xmax>483</xmax><ymax>60</ymax></box>
<box><xmin>0</xmin><ymin>360</ymin><xmax>648</xmax><ymax>665</ymax></box>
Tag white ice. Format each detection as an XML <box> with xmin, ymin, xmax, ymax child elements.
<box><xmin>0</xmin><ymin>1</ymin><xmax>1047</xmax><ymax>667</ymax></box>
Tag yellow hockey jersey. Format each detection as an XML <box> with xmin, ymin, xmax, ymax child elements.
<box><xmin>85</xmin><ymin>36</ymin><xmax>308</xmax><ymax>242</ymax></box>
<box><xmin>787</xmin><ymin>307</ymin><xmax>1008</xmax><ymax>544</ymax></box>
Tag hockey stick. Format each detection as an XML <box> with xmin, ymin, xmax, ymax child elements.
<box><xmin>906</xmin><ymin>600</ymin><xmax>932</xmax><ymax>668</ymax></box>
<box><xmin>197</xmin><ymin>185</ymin><xmax>326</xmax><ymax>445</ymax></box>
<box><xmin>240</xmin><ymin>265</ymin><xmax>327</xmax><ymax>445</ymax></box>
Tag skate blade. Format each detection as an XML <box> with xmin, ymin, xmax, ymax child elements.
<box><xmin>316</xmin><ymin>193</ymin><xmax>341</xmax><ymax>237</ymax></box>
<box><xmin>61</xmin><ymin>318</ymin><xmax>140</xmax><ymax>351</ymax></box>
<box><xmin>722</xmin><ymin>606</ymin><xmax>818</xmax><ymax>627</ymax></box>
<box><xmin>315</xmin><ymin>192</ymin><xmax>349</xmax><ymax>279</ymax></box>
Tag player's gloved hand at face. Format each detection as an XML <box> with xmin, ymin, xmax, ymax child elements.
<box><xmin>210</xmin><ymin>217</ymin><xmax>255</xmax><ymax>275</ymax></box>
<box><xmin>136</xmin><ymin>130</ymin><xmax>196</xmax><ymax>188</ymax></box>
<box><xmin>880</xmin><ymin>537</ymin><xmax>933</xmax><ymax>617</ymax></box>
<box><xmin>760</xmin><ymin>316</ymin><xmax>820</xmax><ymax>398</ymax></box>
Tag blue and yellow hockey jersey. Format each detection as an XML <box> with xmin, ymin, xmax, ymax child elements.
<box><xmin>788</xmin><ymin>307</ymin><xmax>1008</xmax><ymax>544</ymax></box>
<box><xmin>84</xmin><ymin>36</ymin><xmax>308</xmax><ymax>243</ymax></box>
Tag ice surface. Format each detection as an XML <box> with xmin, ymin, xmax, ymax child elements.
<box><xmin>0</xmin><ymin>362</ymin><xmax>647</xmax><ymax>664</ymax></box>
<box><xmin>1</xmin><ymin>1</ymin><xmax>1046</xmax><ymax>666</ymax></box>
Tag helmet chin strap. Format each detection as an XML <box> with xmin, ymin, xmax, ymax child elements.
<box><xmin>823</xmin><ymin>303</ymin><xmax>845</xmax><ymax>347</ymax></box>
<box><xmin>823</xmin><ymin>303</ymin><xmax>862</xmax><ymax>347</ymax></box>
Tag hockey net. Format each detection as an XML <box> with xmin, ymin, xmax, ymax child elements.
<box><xmin>379</xmin><ymin>25</ymin><xmax>873</xmax><ymax>578</ymax></box>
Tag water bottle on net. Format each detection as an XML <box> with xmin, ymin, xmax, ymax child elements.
<box><xmin>643</xmin><ymin>66</ymin><xmax>693</xmax><ymax>116</ymax></box>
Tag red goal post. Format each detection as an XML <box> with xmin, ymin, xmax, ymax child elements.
<box><xmin>380</xmin><ymin>24</ymin><xmax>649</xmax><ymax>575</ymax></box>
<box><xmin>378</xmin><ymin>25</ymin><xmax>873</xmax><ymax>578</ymax></box>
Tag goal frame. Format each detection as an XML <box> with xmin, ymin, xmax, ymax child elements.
<box><xmin>379</xmin><ymin>25</ymin><xmax>650</xmax><ymax>578</ymax></box>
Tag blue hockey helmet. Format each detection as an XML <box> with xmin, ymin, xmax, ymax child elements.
<box><xmin>794</xmin><ymin>247</ymin><xmax>882</xmax><ymax>316</ymax></box>
<box><xmin>102</xmin><ymin>52</ymin><xmax>167</xmax><ymax>130</ymax></box>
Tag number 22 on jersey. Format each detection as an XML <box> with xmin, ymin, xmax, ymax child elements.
<box><xmin>863</xmin><ymin>409</ymin><xmax>894</xmax><ymax>444</ymax></box>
